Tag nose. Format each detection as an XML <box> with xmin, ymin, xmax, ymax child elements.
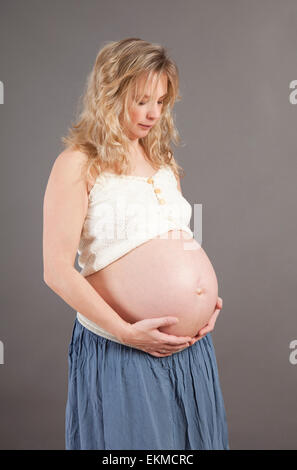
<box><xmin>146</xmin><ymin>102</ymin><xmax>161</xmax><ymax>120</ymax></box>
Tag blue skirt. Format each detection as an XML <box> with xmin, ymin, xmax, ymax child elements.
<box><xmin>65</xmin><ymin>318</ymin><xmax>230</xmax><ymax>450</ymax></box>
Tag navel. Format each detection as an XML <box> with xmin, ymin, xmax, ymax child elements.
<box><xmin>195</xmin><ymin>287</ymin><xmax>204</xmax><ymax>296</ymax></box>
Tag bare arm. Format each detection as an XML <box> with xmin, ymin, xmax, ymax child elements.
<box><xmin>43</xmin><ymin>149</ymin><xmax>131</xmax><ymax>342</ymax></box>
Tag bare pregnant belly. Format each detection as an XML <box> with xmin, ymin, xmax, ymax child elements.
<box><xmin>85</xmin><ymin>230</ymin><xmax>219</xmax><ymax>338</ymax></box>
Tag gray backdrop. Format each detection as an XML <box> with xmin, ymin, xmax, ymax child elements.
<box><xmin>0</xmin><ymin>0</ymin><xmax>296</xmax><ymax>450</ymax></box>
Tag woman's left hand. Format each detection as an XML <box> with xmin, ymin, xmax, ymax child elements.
<box><xmin>188</xmin><ymin>297</ymin><xmax>223</xmax><ymax>346</ymax></box>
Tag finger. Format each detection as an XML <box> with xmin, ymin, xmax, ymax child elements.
<box><xmin>198</xmin><ymin>333</ymin><xmax>207</xmax><ymax>340</ymax></box>
<box><xmin>150</xmin><ymin>316</ymin><xmax>181</xmax><ymax>329</ymax></box>
<box><xmin>198</xmin><ymin>325</ymin><xmax>211</xmax><ymax>336</ymax></box>
<box><xmin>149</xmin><ymin>352</ymin><xmax>163</xmax><ymax>357</ymax></box>
<box><xmin>204</xmin><ymin>308</ymin><xmax>220</xmax><ymax>330</ymax></box>
<box><xmin>189</xmin><ymin>333</ymin><xmax>206</xmax><ymax>345</ymax></box>
<box><xmin>162</xmin><ymin>341</ymin><xmax>190</xmax><ymax>348</ymax></box>
<box><xmin>189</xmin><ymin>337</ymin><xmax>201</xmax><ymax>345</ymax></box>
<box><xmin>156</xmin><ymin>340</ymin><xmax>191</xmax><ymax>354</ymax></box>
<box><xmin>158</xmin><ymin>332</ymin><xmax>193</xmax><ymax>345</ymax></box>
<box><xmin>188</xmin><ymin>328</ymin><xmax>207</xmax><ymax>343</ymax></box>
<box><xmin>196</xmin><ymin>330</ymin><xmax>207</xmax><ymax>339</ymax></box>
<box><xmin>156</xmin><ymin>347</ymin><xmax>184</xmax><ymax>355</ymax></box>
<box><xmin>189</xmin><ymin>336</ymin><xmax>200</xmax><ymax>345</ymax></box>
<box><xmin>216</xmin><ymin>297</ymin><xmax>223</xmax><ymax>310</ymax></box>
<box><xmin>151</xmin><ymin>351</ymin><xmax>171</xmax><ymax>357</ymax></box>
<box><xmin>208</xmin><ymin>308</ymin><xmax>221</xmax><ymax>326</ymax></box>
<box><xmin>196</xmin><ymin>320</ymin><xmax>213</xmax><ymax>335</ymax></box>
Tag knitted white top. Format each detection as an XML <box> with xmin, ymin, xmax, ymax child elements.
<box><xmin>76</xmin><ymin>164</ymin><xmax>194</xmax><ymax>345</ymax></box>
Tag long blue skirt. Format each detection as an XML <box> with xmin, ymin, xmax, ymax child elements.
<box><xmin>65</xmin><ymin>318</ymin><xmax>230</xmax><ymax>450</ymax></box>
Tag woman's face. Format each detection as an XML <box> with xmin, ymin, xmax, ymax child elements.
<box><xmin>123</xmin><ymin>72</ymin><xmax>168</xmax><ymax>141</ymax></box>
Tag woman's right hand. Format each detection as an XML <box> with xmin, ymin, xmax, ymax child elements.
<box><xmin>121</xmin><ymin>317</ymin><xmax>193</xmax><ymax>357</ymax></box>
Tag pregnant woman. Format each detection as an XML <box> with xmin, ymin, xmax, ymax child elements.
<box><xmin>43</xmin><ymin>38</ymin><xmax>229</xmax><ymax>450</ymax></box>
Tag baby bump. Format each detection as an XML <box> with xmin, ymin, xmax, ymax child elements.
<box><xmin>85</xmin><ymin>230</ymin><xmax>219</xmax><ymax>337</ymax></box>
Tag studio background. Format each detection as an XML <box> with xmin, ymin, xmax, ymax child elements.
<box><xmin>0</xmin><ymin>0</ymin><xmax>296</xmax><ymax>449</ymax></box>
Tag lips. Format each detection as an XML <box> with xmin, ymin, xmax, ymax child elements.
<box><xmin>139</xmin><ymin>124</ymin><xmax>152</xmax><ymax>128</ymax></box>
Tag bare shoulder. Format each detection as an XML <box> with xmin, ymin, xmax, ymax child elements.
<box><xmin>48</xmin><ymin>147</ymin><xmax>96</xmax><ymax>194</ymax></box>
<box><xmin>55</xmin><ymin>147</ymin><xmax>88</xmax><ymax>182</ymax></box>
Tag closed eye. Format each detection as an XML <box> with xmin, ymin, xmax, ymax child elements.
<box><xmin>138</xmin><ymin>101</ymin><xmax>164</xmax><ymax>106</ymax></box>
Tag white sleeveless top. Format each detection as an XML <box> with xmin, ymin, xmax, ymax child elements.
<box><xmin>76</xmin><ymin>164</ymin><xmax>194</xmax><ymax>344</ymax></box>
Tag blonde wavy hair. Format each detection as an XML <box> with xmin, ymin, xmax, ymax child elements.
<box><xmin>61</xmin><ymin>37</ymin><xmax>186</xmax><ymax>184</ymax></box>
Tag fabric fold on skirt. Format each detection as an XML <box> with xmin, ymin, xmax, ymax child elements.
<box><xmin>65</xmin><ymin>318</ymin><xmax>230</xmax><ymax>450</ymax></box>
